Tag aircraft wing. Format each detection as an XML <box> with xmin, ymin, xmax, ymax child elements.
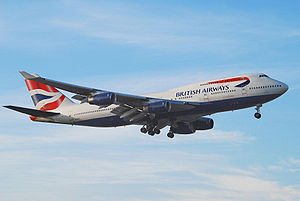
<box><xmin>20</xmin><ymin>71</ymin><xmax>98</xmax><ymax>96</ymax></box>
<box><xmin>20</xmin><ymin>71</ymin><xmax>150</xmax><ymax>106</ymax></box>
<box><xmin>20</xmin><ymin>71</ymin><xmax>199</xmax><ymax>122</ymax></box>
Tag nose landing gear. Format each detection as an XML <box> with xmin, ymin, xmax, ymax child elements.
<box><xmin>254</xmin><ymin>104</ymin><xmax>262</xmax><ymax>119</ymax></box>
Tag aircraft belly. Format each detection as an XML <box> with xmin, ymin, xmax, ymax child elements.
<box><xmin>201</xmin><ymin>93</ymin><xmax>281</xmax><ymax>115</ymax></box>
<box><xmin>74</xmin><ymin>115</ymin><xmax>131</xmax><ymax>127</ymax></box>
<box><xmin>73</xmin><ymin>94</ymin><xmax>281</xmax><ymax>128</ymax></box>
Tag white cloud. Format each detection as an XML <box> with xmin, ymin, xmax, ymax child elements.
<box><xmin>268</xmin><ymin>165</ymin><xmax>283</xmax><ymax>171</ymax></box>
<box><xmin>0</xmin><ymin>124</ymin><xmax>253</xmax><ymax>150</ymax></box>
<box><xmin>278</xmin><ymin>157</ymin><xmax>300</xmax><ymax>173</ymax></box>
<box><xmin>47</xmin><ymin>2</ymin><xmax>243</xmax><ymax>52</ymax></box>
<box><xmin>0</xmin><ymin>122</ymin><xmax>298</xmax><ymax>201</ymax></box>
<box><xmin>50</xmin><ymin>17</ymin><xmax>230</xmax><ymax>51</ymax></box>
<box><xmin>289</xmin><ymin>158</ymin><xmax>300</xmax><ymax>166</ymax></box>
<box><xmin>47</xmin><ymin>1</ymin><xmax>300</xmax><ymax>54</ymax></box>
<box><xmin>159</xmin><ymin>177</ymin><xmax>300</xmax><ymax>201</ymax></box>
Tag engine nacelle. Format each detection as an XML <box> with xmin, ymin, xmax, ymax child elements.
<box><xmin>171</xmin><ymin>122</ymin><xmax>195</xmax><ymax>134</ymax></box>
<box><xmin>193</xmin><ymin>117</ymin><xmax>214</xmax><ymax>130</ymax></box>
<box><xmin>172</xmin><ymin>118</ymin><xmax>214</xmax><ymax>134</ymax></box>
<box><xmin>88</xmin><ymin>92</ymin><xmax>116</xmax><ymax>106</ymax></box>
<box><xmin>143</xmin><ymin>101</ymin><xmax>171</xmax><ymax>113</ymax></box>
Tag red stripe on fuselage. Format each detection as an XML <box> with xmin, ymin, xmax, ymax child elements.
<box><xmin>25</xmin><ymin>79</ymin><xmax>59</xmax><ymax>93</ymax></box>
<box><xmin>40</xmin><ymin>95</ymin><xmax>65</xmax><ymax>111</ymax></box>
<box><xmin>208</xmin><ymin>77</ymin><xmax>249</xmax><ymax>84</ymax></box>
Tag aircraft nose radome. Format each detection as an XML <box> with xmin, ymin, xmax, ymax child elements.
<box><xmin>282</xmin><ymin>83</ymin><xmax>289</xmax><ymax>93</ymax></box>
<box><xmin>277</xmin><ymin>81</ymin><xmax>289</xmax><ymax>95</ymax></box>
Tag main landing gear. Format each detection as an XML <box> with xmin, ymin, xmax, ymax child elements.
<box><xmin>140</xmin><ymin>124</ymin><xmax>174</xmax><ymax>138</ymax></box>
<box><xmin>167</xmin><ymin>127</ymin><xmax>174</xmax><ymax>138</ymax></box>
<box><xmin>140</xmin><ymin>127</ymin><xmax>147</xmax><ymax>133</ymax></box>
<box><xmin>254</xmin><ymin>104</ymin><xmax>262</xmax><ymax>119</ymax></box>
<box><xmin>167</xmin><ymin>131</ymin><xmax>174</xmax><ymax>138</ymax></box>
<box><xmin>140</xmin><ymin>124</ymin><xmax>161</xmax><ymax>136</ymax></box>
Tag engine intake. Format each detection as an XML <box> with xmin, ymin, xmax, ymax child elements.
<box><xmin>88</xmin><ymin>92</ymin><xmax>116</xmax><ymax>106</ymax></box>
<box><xmin>143</xmin><ymin>101</ymin><xmax>171</xmax><ymax>113</ymax></box>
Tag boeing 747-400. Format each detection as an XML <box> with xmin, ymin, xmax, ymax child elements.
<box><xmin>4</xmin><ymin>71</ymin><xmax>288</xmax><ymax>138</ymax></box>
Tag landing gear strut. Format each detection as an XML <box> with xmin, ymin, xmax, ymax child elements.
<box><xmin>254</xmin><ymin>104</ymin><xmax>262</xmax><ymax>119</ymax></box>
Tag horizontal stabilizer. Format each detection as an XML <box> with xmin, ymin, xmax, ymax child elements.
<box><xmin>3</xmin><ymin>105</ymin><xmax>60</xmax><ymax>117</ymax></box>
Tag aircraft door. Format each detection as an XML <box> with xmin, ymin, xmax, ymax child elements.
<box><xmin>241</xmin><ymin>88</ymin><xmax>247</xmax><ymax>96</ymax></box>
<box><xmin>203</xmin><ymin>93</ymin><xmax>209</xmax><ymax>102</ymax></box>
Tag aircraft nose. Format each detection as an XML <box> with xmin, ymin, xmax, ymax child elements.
<box><xmin>277</xmin><ymin>81</ymin><xmax>289</xmax><ymax>94</ymax></box>
<box><xmin>282</xmin><ymin>83</ymin><xmax>289</xmax><ymax>94</ymax></box>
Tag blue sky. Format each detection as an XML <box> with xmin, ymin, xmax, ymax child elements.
<box><xmin>0</xmin><ymin>0</ymin><xmax>300</xmax><ymax>200</ymax></box>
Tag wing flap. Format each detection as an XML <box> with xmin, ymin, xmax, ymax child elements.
<box><xmin>111</xmin><ymin>105</ymin><xmax>131</xmax><ymax>115</ymax></box>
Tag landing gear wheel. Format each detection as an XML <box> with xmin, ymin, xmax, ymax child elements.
<box><xmin>148</xmin><ymin>130</ymin><xmax>155</xmax><ymax>136</ymax></box>
<box><xmin>167</xmin><ymin>132</ymin><xmax>174</xmax><ymax>138</ymax></box>
<box><xmin>154</xmin><ymin>128</ymin><xmax>160</xmax><ymax>134</ymax></box>
<box><xmin>254</xmin><ymin>104</ymin><xmax>262</xmax><ymax>119</ymax></box>
<box><xmin>140</xmin><ymin>127</ymin><xmax>147</xmax><ymax>134</ymax></box>
<box><xmin>254</xmin><ymin>112</ymin><xmax>261</xmax><ymax>119</ymax></box>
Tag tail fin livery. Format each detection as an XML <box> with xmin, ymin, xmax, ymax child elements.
<box><xmin>24</xmin><ymin>78</ymin><xmax>74</xmax><ymax>111</ymax></box>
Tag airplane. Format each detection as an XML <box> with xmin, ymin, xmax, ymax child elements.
<box><xmin>4</xmin><ymin>71</ymin><xmax>288</xmax><ymax>138</ymax></box>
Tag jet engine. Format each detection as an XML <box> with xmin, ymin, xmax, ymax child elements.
<box><xmin>143</xmin><ymin>101</ymin><xmax>171</xmax><ymax>113</ymax></box>
<box><xmin>172</xmin><ymin>117</ymin><xmax>214</xmax><ymax>134</ymax></box>
<box><xmin>193</xmin><ymin>117</ymin><xmax>214</xmax><ymax>130</ymax></box>
<box><xmin>88</xmin><ymin>92</ymin><xmax>116</xmax><ymax>106</ymax></box>
<box><xmin>172</xmin><ymin>122</ymin><xmax>195</xmax><ymax>134</ymax></box>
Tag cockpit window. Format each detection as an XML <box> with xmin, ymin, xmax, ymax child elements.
<box><xmin>259</xmin><ymin>74</ymin><xmax>269</xmax><ymax>78</ymax></box>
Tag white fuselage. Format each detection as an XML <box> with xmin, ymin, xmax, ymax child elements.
<box><xmin>36</xmin><ymin>73</ymin><xmax>288</xmax><ymax>126</ymax></box>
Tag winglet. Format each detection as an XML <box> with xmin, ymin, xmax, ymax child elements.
<box><xmin>19</xmin><ymin>71</ymin><xmax>39</xmax><ymax>79</ymax></box>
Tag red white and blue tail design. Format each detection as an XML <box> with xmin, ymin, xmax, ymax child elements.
<box><xmin>25</xmin><ymin>79</ymin><xmax>74</xmax><ymax>111</ymax></box>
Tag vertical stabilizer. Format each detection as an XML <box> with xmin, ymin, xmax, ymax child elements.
<box><xmin>21</xmin><ymin>73</ymin><xmax>74</xmax><ymax>112</ymax></box>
